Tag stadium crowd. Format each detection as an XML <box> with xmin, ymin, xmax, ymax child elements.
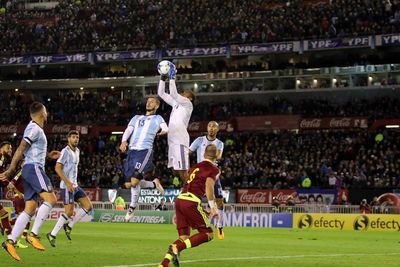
<box><xmin>32</xmin><ymin>129</ymin><xmax>400</xmax><ymax>191</ymax></box>
<box><xmin>0</xmin><ymin>91</ymin><xmax>399</xmax><ymax>125</ymax></box>
<box><xmin>0</xmin><ymin>0</ymin><xmax>399</xmax><ymax>55</ymax></box>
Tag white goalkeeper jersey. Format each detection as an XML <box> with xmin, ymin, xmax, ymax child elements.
<box><xmin>158</xmin><ymin>80</ymin><xmax>193</xmax><ymax>147</ymax></box>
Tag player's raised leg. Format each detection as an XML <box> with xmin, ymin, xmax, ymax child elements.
<box><xmin>47</xmin><ymin>188</ymin><xmax>74</xmax><ymax>247</ymax></box>
<box><xmin>64</xmin><ymin>189</ymin><xmax>93</xmax><ymax>240</ymax></box>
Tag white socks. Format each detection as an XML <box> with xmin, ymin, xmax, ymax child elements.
<box><xmin>130</xmin><ymin>185</ymin><xmax>141</xmax><ymax>208</ymax></box>
<box><xmin>69</xmin><ymin>207</ymin><xmax>89</xmax><ymax>228</ymax></box>
<box><xmin>8</xmin><ymin>211</ymin><xmax>31</xmax><ymax>243</ymax></box>
<box><xmin>217</xmin><ymin>208</ymin><xmax>224</xmax><ymax>228</ymax></box>
<box><xmin>139</xmin><ymin>180</ymin><xmax>155</xmax><ymax>189</ymax></box>
<box><xmin>31</xmin><ymin>202</ymin><xmax>52</xmax><ymax>236</ymax></box>
<box><xmin>51</xmin><ymin>213</ymin><xmax>69</xmax><ymax>237</ymax></box>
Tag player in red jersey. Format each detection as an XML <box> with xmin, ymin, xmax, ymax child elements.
<box><xmin>0</xmin><ymin>142</ymin><xmax>13</xmax><ymax>237</ymax></box>
<box><xmin>0</xmin><ymin>142</ymin><xmax>29</xmax><ymax>248</ymax></box>
<box><xmin>159</xmin><ymin>144</ymin><xmax>220</xmax><ymax>267</ymax></box>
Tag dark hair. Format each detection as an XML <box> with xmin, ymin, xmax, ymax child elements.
<box><xmin>29</xmin><ymin>102</ymin><xmax>44</xmax><ymax>115</ymax></box>
<box><xmin>68</xmin><ymin>130</ymin><xmax>79</xmax><ymax>137</ymax></box>
<box><xmin>0</xmin><ymin>141</ymin><xmax>11</xmax><ymax>149</ymax></box>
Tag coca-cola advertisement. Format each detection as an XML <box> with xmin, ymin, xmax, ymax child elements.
<box><xmin>237</xmin><ymin>189</ymin><xmax>298</xmax><ymax>204</ymax></box>
<box><xmin>0</xmin><ymin>124</ymin><xmax>88</xmax><ymax>135</ymax></box>
<box><xmin>299</xmin><ymin>117</ymin><xmax>368</xmax><ymax>129</ymax></box>
<box><xmin>54</xmin><ymin>188</ymin><xmax>101</xmax><ymax>201</ymax></box>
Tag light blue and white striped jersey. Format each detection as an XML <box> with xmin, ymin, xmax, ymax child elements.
<box><xmin>190</xmin><ymin>136</ymin><xmax>224</xmax><ymax>163</ymax></box>
<box><xmin>23</xmin><ymin>121</ymin><xmax>48</xmax><ymax>168</ymax></box>
<box><xmin>57</xmin><ymin>146</ymin><xmax>80</xmax><ymax>189</ymax></box>
<box><xmin>127</xmin><ymin>115</ymin><xmax>166</xmax><ymax>150</ymax></box>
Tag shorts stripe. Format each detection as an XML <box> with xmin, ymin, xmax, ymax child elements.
<box><xmin>65</xmin><ymin>190</ymin><xmax>70</xmax><ymax>204</ymax></box>
<box><xmin>196</xmin><ymin>203</ymin><xmax>210</xmax><ymax>228</ymax></box>
<box><xmin>34</xmin><ymin>165</ymin><xmax>47</xmax><ymax>191</ymax></box>
<box><xmin>138</xmin><ymin>149</ymin><xmax>152</xmax><ymax>173</ymax></box>
<box><xmin>180</xmin><ymin>145</ymin><xmax>186</xmax><ymax>170</ymax></box>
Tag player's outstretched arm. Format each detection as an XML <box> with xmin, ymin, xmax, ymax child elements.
<box><xmin>0</xmin><ymin>140</ymin><xmax>29</xmax><ymax>180</ymax></box>
<box><xmin>157</xmin><ymin>79</ymin><xmax>175</xmax><ymax>106</ymax></box>
<box><xmin>206</xmin><ymin>177</ymin><xmax>218</xmax><ymax>219</ymax></box>
<box><xmin>169</xmin><ymin>79</ymin><xmax>190</xmax><ymax>104</ymax></box>
<box><xmin>120</xmin><ymin>125</ymin><xmax>134</xmax><ymax>152</ymax></box>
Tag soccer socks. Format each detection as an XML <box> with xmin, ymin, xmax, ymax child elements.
<box><xmin>0</xmin><ymin>212</ymin><xmax>12</xmax><ymax>235</ymax></box>
<box><xmin>31</xmin><ymin>202</ymin><xmax>52</xmax><ymax>236</ymax></box>
<box><xmin>175</xmin><ymin>232</ymin><xmax>210</xmax><ymax>252</ymax></box>
<box><xmin>161</xmin><ymin>233</ymin><xmax>211</xmax><ymax>266</ymax></box>
<box><xmin>51</xmin><ymin>214</ymin><xmax>69</xmax><ymax>237</ymax></box>
<box><xmin>8</xmin><ymin>211</ymin><xmax>31</xmax><ymax>243</ymax></box>
<box><xmin>130</xmin><ymin>185</ymin><xmax>141</xmax><ymax>209</ymax></box>
<box><xmin>139</xmin><ymin>180</ymin><xmax>155</xmax><ymax>189</ymax></box>
<box><xmin>216</xmin><ymin>207</ymin><xmax>224</xmax><ymax>229</ymax></box>
<box><xmin>69</xmin><ymin>207</ymin><xmax>90</xmax><ymax>228</ymax></box>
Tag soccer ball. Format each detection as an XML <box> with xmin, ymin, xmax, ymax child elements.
<box><xmin>157</xmin><ymin>60</ymin><xmax>171</xmax><ymax>75</ymax></box>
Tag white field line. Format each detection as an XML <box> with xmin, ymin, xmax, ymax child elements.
<box><xmin>103</xmin><ymin>252</ymin><xmax>400</xmax><ymax>267</ymax></box>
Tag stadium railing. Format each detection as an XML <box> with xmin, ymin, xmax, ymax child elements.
<box><xmin>1</xmin><ymin>200</ymin><xmax>396</xmax><ymax>214</ymax></box>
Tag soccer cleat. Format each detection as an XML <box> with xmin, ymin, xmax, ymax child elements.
<box><xmin>46</xmin><ymin>233</ymin><xmax>56</xmax><ymax>247</ymax></box>
<box><xmin>63</xmin><ymin>223</ymin><xmax>72</xmax><ymax>240</ymax></box>
<box><xmin>154</xmin><ymin>178</ymin><xmax>165</xmax><ymax>195</ymax></box>
<box><xmin>15</xmin><ymin>239</ymin><xmax>28</xmax><ymax>249</ymax></box>
<box><xmin>168</xmin><ymin>244</ymin><xmax>180</xmax><ymax>267</ymax></box>
<box><xmin>217</xmin><ymin>227</ymin><xmax>225</xmax><ymax>240</ymax></box>
<box><xmin>124</xmin><ymin>207</ymin><xmax>135</xmax><ymax>222</ymax></box>
<box><xmin>27</xmin><ymin>233</ymin><xmax>45</xmax><ymax>251</ymax></box>
<box><xmin>2</xmin><ymin>239</ymin><xmax>20</xmax><ymax>261</ymax></box>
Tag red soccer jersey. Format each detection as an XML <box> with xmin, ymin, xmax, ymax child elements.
<box><xmin>0</xmin><ymin>153</ymin><xmax>10</xmax><ymax>187</ymax></box>
<box><xmin>182</xmin><ymin>160</ymin><xmax>220</xmax><ymax>199</ymax></box>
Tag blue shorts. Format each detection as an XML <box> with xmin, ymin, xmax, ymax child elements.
<box><xmin>124</xmin><ymin>149</ymin><xmax>154</xmax><ymax>180</ymax></box>
<box><xmin>214</xmin><ymin>178</ymin><xmax>223</xmax><ymax>199</ymax></box>
<box><xmin>61</xmin><ymin>186</ymin><xmax>87</xmax><ymax>205</ymax></box>
<box><xmin>22</xmin><ymin>164</ymin><xmax>54</xmax><ymax>201</ymax></box>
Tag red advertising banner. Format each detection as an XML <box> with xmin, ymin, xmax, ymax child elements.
<box><xmin>235</xmin><ymin>115</ymin><xmax>301</xmax><ymax>131</ymax></box>
<box><xmin>299</xmin><ymin>117</ymin><xmax>368</xmax><ymax>129</ymax></box>
<box><xmin>0</xmin><ymin>124</ymin><xmax>88</xmax><ymax>135</ymax></box>
<box><xmin>54</xmin><ymin>188</ymin><xmax>102</xmax><ymax>202</ymax></box>
<box><xmin>3</xmin><ymin>187</ymin><xmax>101</xmax><ymax>201</ymax></box>
<box><xmin>370</xmin><ymin>119</ymin><xmax>400</xmax><ymax>130</ymax></box>
<box><xmin>237</xmin><ymin>189</ymin><xmax>298</xmax><ymax>204</ymax></box>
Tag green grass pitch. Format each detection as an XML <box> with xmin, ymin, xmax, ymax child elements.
<box><xmin>1</xmin><ymin>222</ymin><xmax>399</xmax><ymax>267</ymax></box>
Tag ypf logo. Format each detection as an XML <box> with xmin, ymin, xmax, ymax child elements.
<box><xmin>354</xmin><ymin>215</ymin><xmax>369</xmax><ymax>231</ymax></box>
<box><xmin>298</xmin><ymin>214</ymin><xmax>313</xmax><ymax>229</ymax></box>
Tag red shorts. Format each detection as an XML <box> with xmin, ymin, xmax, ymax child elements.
<box><xmin>12</xmin><ymin>195</ymin><xmax>25</xmax><ymax>214</ymax></box>
<box><xmin>175</xmin><ymin>198</ymin><xmax>213</xmax><ymax>236</ymax></box>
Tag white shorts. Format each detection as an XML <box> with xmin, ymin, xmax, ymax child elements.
<box><xmin>168</xmin><ymin>144</ymin><xmax>189</xmax><ymax>170</ymax></box>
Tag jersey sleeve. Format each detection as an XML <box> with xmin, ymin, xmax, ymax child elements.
<box><xmin>208</xmin><ymin>166</ymin><xmax>220</xmax><ymax>181</ymax></box>
<box><xmin>158</xmin><ymin>115</ymin><xmax>168</xmax><ymax>132</ymax></box>
<box><xmin>23</xmin><ymin>125</ymin><xmax>39</xmax><ymax>145</ymax></box>
<box><xmin>217</xmin><ymin>140</ymin><xmax>224</xmax><ymax>153</ymax></box>
<box><xmin>57</xmin><ymin>148</ymin><xmax>68</xmax><ymax>165</ymax></box>
<box><xmin>189</xmin><ymin>137</ymin><xmax>201</xmax><ymax>152</ymax></box>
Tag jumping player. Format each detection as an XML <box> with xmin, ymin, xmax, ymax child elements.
<box><xmin>190</xmin><ymin>121</ymin><xmax>225</xmax><ymax>240</ymax></box>
<box><xmin>157</xmin><ymin>62</ymin><xmax>195</xmax><ymax>183</ymax></box>
<box><xmin>119</xmin><ymin>97</ymin><xmax>168</xmax><ymax>221</ymax></box>
<box><xmin>46</xmin><ymin>130</ymin><xmax>93</xmax><ymax>247</ymax></box>
<box><xmin>159</xmin><ymin>144</ymin><xmax>220</xmax><ymax>267</ymax></box>
<box><xmin>0</xmin><ymin>102</ymin><xmax>60</xmax><ymax>261</ymax></box>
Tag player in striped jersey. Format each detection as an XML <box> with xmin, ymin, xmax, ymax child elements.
<box><xmin>1</xmin><ymin>102</ymin><xmax>60</xmax><ymax>261</ymax></box>
<box><xmin>190</xmin><ymin>121</ymin><xmax>225</xmax><ymax>240</ymax></box>
<box><xmin>46</xmin><ymin>130</ymin><xmax>93</xmax><ymax>247</ymax></box>
<box><xmin>120</xmin><ymin>97</ymin><xmax>168</xmax><ymax>221</ymax></box>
